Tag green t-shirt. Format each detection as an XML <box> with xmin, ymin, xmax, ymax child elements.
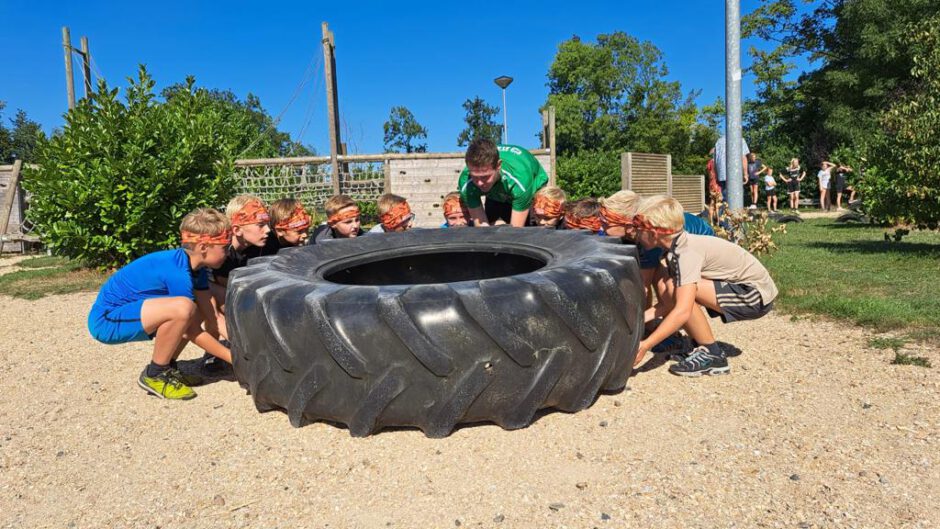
<box><xmin>458</xmin><ymin>144</ymin><xmax>549</xmax><ymax>211</ymax></box>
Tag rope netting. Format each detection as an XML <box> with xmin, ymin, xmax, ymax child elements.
<box><xmin>233</xmin><ymin>160</ymin><xmax>387</xmax><ymax>209</ymax></box>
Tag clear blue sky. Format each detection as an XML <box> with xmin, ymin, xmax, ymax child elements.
<box><xmin>2</xmin><ymin>0</ymin><xmax>779</xmax><ymax>155</ymax></box>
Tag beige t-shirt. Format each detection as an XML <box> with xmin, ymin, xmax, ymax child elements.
<box><xmin>666</xmin><ymin>232</ymin><xmax>779</xmax><ymax>304</ymax></box>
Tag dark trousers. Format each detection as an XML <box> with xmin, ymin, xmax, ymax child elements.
<box><xmin>484</xmin><ymin>198</ymin><xmax>513</xmax><ymax>224</ymax></box>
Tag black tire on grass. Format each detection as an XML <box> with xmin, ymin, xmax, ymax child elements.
<box><xmin>226</xmin><ymin>227</ymin><xmax>644</xmax><ymax>438</ymax></box>
<box><xmin>769</xmin><ymin>213</ymin><xmax>803</xmax><ymax>223</ymax></box>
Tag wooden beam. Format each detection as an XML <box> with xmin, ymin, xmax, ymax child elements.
<box><xmin>235</xmin><ymin>149</ymin><xmax>551</xmax><ymax>167</ymax></box>
<box><xmin>62</xmin><ymin>27</ymin><xmax>75</xmax><ymax>110</ymax></box>
<box><xmin>322</xmin><ymin>22</ymin><xmax>340</xmax><ymax>193</ymax></box>
<box><xmin>80</xmin><ymin>36</ymin><xmax>92</xmax><ymax>97</ymax></box>
<box><xmin>548</xmin><ymin>106</ymin><xmax>557</xmax><ymax>186</ymax></box>
<box><xmin>0</xmin><ymin>160</ymin><xmax>24</xmax><ymax>254</ymax></box>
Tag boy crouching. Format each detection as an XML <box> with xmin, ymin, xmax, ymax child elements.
<box><xmin>634</xmin><ymin>196</ymin><xmax>778</xmax><ymax>376</ymax></box>
<box><xmin>87</xmin><ymin>208</ymin><xmax>233</xmax><ymax>400</ymax></box>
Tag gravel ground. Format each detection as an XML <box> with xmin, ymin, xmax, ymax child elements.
<box><xmin>0</xmin><ymin>289</ymin><xmax>937</xmax><ymax>529</ymax></box>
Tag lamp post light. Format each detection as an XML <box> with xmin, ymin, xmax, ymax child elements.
<box><xmin>494</xmin><ymin>76</ymin><xmax>513</xmax><ymax>144</ymax></box>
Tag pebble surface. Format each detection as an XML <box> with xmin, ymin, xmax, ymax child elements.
<box><xmin>0</xmin><ymin>289</ymin><xmax>937</xmax><ymax>528</ymax></box>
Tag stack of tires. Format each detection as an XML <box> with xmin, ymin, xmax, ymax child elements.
<box><xmin>227</xmin><ymin>227</ymin><xmax>644</xmax><ymax>437</ymax></box>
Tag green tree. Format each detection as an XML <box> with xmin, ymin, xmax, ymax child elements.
<box><xmin>859</xmin><ymin>15</ymin><xmax>940</xmax><ymax>224</ymax></box>
<box><xmin>544</xmin><ymin>32</ymin><xmax>717</xmax><ymax>195</ymax></box>
<box><xmin>456</xmin><ymin>96</ymin><xmax>501</xmax><ymax>147</ymax></box>
<box><xmin>383</xmin><ymin>106</ymin><xmax>428</xmax><ymax>153</ymax></box>
<box><xmin>22</xmin><ymin>66</ymin><xmax>306</xmax><ymax>268</ymax></box>
<box><xmin>0</xmin><ymin>102</ymin><xmax>45</xmax><ymax>163</ymax></box>
<box><xmin>161</xmin><ymin>84</ymin><xmax>314</xmax><ymax>158</ymax></box>
<box><xmin>743</xmin><ymin>0</ymin><xmax>939</xmax><ymax>161</ymax></box>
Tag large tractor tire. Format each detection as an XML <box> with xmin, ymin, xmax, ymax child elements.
<box><xmin>226</xmin><ymin>227</ymin><xmax>644</xmax><ymax>437</ymax></box>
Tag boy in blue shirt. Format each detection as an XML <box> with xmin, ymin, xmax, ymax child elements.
<box><xmin>87</xmin><ymin>208</ymin><xmax>232</xmax><ymax>400</ymax></box>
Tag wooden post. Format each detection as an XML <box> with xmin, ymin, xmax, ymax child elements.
<box><xmin>80</xmin><ymin>36</ymin><xmax>92</xmax><ymax>97</ymax></box>
<box><xmin>0</xmin><ymin>161</ymin><xmax>24</xmax><ymax>254</ymax></box>
<box><xmin>666</xmin><ymin>154</ymin><xmax>673</xmax><ymax>196</ymax></box>
<box><xmin>548</xmin><ymin>106</ymin><xmax>557</xmax><ymax>185</ymax></box>
<box><xmin>621</xmin><ymin>153</ymin><xmax>632</xmax><ymax>190</ymax></box>
<box><xmin>383</xmin><ymin>158</ymin><xmax>392</xmax><ymax>193</ymax></box>
<box><xmin>62</xmin><ymin>27</ymin><xmax>76</xmax><ymax>110</ymax></box>
<box><xmin>322</xmin><ymin>22</ymin><xmax>341</xmax><ymax>194</ymax></box>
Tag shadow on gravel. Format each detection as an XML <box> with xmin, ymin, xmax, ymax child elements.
<box><xmin>631</xmin><ymin>340</ymin><xmax>743</xmax><ymax>376</ymax></box>
<box><xmin>175</xmin><ymin>357</ymin><xmax>236</xmax><ymax>386</ymax></box>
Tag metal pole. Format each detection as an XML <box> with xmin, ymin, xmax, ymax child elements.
<box><xmin>725</xmin><ymin>0</ymin><xmax>744</xmax><ymax>211</ymax></box>
<box><xmin>501</xmin><ymin>88</ymin><xmax>508</xmax><ymax>144</ymax></box>
<box><xmin>80</xmin><ymin>36</ymin><xmax>92</xmax><ymax>97</ymax></box>
<box><xmin>62</xmin><ymin>27</ymin><xmax>76</xmax><ymax>110</ymax></box>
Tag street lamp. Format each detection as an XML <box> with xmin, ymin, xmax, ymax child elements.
<box><xmin>494</xmin><ymin>76</ymin><xmax>513</xmax><ymax>144</ymax></box>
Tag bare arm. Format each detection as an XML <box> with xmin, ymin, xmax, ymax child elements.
<box><xmin>636</xmin><ymin>283</ymin><xmax>696</xmax><ymax>365</ymax></box>
<box><xmin>468</xmin><ymin>206</ymin><xmax>489</xmax><ymax>227</ymax></box>
<box><xmin>510</xmin><ymin>209</ymin><xmax>530</xmax><ymax>228</ymax></box>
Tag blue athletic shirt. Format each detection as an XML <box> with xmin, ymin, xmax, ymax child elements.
<box><xmin>639</xmin><ymin>213</ymin><xmax>715</xmax><ymax>269</ymax></box>
<box><xmin>93</xmin><ymin>248</ymin><xmax>209</xmax><ymax>309</ymax></box>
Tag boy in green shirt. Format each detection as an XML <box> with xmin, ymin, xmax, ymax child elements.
<box><xmin>457</xmin><ymin>139</ymin><xmax>548</xmax><ymax>227</ymax></box>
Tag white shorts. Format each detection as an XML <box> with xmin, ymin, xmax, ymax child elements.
<box><xmin>818</xmin><ymin>176</ymin><xmax>830</xmax><ymax>188</ymax></box>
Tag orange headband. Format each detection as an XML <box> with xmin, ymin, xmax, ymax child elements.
<box><xmin>181</xmin><ymin>229</ymin><xmax>231</xmax><ymax>246</ymax></box>
<box><xmin>327</xmin><ymin>205</ymin><xmax>360</xmax><ymax>226</ymax></box>
<box><xmin>274</xmin><ymin>204</ymin><xmax>311</xmax><ymax>231</ymax></box>
<box><xmin>442</xmin><ymin>195</ymin><xmax>467</xmax><ymax>218</ymax></box>
<box><xmin>380</xmin><ymin>202</ymin><xmax>413</xmax><ymax>230</ymax></box>
<box><xmin>533</xmin><ymin>194</ymin><xmax>564</xmax><ymax>219</ymax></box>
<box><xmin>632</xmin><ymin>214</ymin><xmax>679</xmax><ymax>235</ymax></box>
<box><xmin>230</xmin><ymin>200</ymin><xmax>271</xmax><ymax>227</ymax></box>
<box><xmin>565</xmin><ymin>213</ymin><xmax>602</xmax><ymax>232</ymax></box>
<box><xmin>600</xmin><ymin>205</ymin><xmax>634</xmax><ymax>228</ymax></box>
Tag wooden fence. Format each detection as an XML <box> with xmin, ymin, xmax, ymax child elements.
<box><xmin>621</xmin><ymin>152</ymin><xmax>704</xmax><ymax>213</ymax></box>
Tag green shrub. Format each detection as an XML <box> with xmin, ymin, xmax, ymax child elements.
<box><xmin>23</xmin><ymin>67</ymin><xmax>240</xmax><ymax>268</ymax></box>
<box><xmin>556</xmin><ymin>150</ymin><xmax>622</xmax><ymax>199</ymax></box>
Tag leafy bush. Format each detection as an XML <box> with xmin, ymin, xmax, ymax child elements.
<box><xmin>23</xmin><ymin>67</ymin><xmax>252</xmax><ymax>268</ymax></box>
<box><xmin>556</xmin><ymin>150</ymin><xmax>622</xmax><ymax>199</ymax></box>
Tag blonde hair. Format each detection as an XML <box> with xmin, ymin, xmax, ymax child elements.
<box><xmin>269</xmin><ymin>197</ymin><xmax>309</xmax><ymax>227</ymax></box>
<box><xmin>600</xmin><ymin>190</ymin><xmax>640</xmax><ymax>218</ymax></box>
<box><xmin>636</xmin><ymin>195</ymin><xmax>684</xmax><ymax>232</ymax></box>
<box><xmin>323</xmin><ymin>194</ymin><xmax>357</xmax><ymax>217</ymax></box>
<box><xmin>180</xmin><ymin>208</ymin><xmax>230</xmax><ymax>249</ymax></box>
<box><xmin>789</xmin><ymin>158</ymin><xmax>800</xmax><ymax>170</ymax></box>
<box><xmin>534</xmin><ymin>185</ymin><xmax>567</xmax><ymax>204</ymax></box>
<box><xmin>377</xmin><ymin>193</ymin><xmax>408</xmax><ymax>216</ymax></box>
<box><xmin>225</xmin><ymin>194</ymin><xmax>265</xmax><ymax>220</ymax></box>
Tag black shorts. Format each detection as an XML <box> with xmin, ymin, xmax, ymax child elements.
<box><xmin>706</xmin><ymin>281</ymin><xmax>774</xmax><ymax>323</ymax></box>
<box><xmin>749</xmin><ymin>177</ymin><xmax>760</xmax><ymax>186</ymax></box>
<box><xmin>834</xmin><ymin>175</ymin><xmax>847</xmax><ymax>193</ymax></box>
<box><xmin>484</xmin><ymin>198</ymin><xmax>512</xmax><ymax>224</ymax></box>
<box><xmin>787</xmin><ymin>180</ymin><xmax>800</xmax><ymax>193</ymax></box>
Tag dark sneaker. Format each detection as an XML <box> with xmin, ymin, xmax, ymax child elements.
<box><xmin>138</xmin><ymin>368</ymin><xmax>196</xmax><ymax>400</ymax></box>
<box><xmin>669</xmin><ymin>346</ymin><xmax>730</xmax><ymax>377</ymax></box>
<box><xmin>201</xmin><ymin>352</ymin><xmax>234</xmax><ymax>379</ymax></box>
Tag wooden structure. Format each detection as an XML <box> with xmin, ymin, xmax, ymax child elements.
<box><xmin>621</xmin><ymin>152</ymin><xmax>704</xmax><ymax>213</ymax></box>
<box><xmin>234</xmin><ymin>149</ymin><xmax>552</xmax><ymax>228</ymax></box>
<box><xmin>0</xmin><ymin>162</ymin><xmax>39</xmax><ymax>253</ymax></box>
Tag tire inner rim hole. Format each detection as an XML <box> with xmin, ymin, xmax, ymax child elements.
<box><xmin>324</xmin><ymin>251</ymin><xmax>547</xmax><ymax>286</ymax></box>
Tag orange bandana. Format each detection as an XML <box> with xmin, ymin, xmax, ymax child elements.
<box><xmin>181</xmin><ymin>229</ymin><xmax>231</xmax><ymax>246</ymax></box>
<box><xmin>380</xmin><ymin>202</ymin><xmax>413</xmax><ymax>230</ymax></box>
<box><xmin>327</xmin><ymin>206</ymin><xmax>360</xmax><ymax>226</ymax></box>
<box><xmin>442</xmin><ymin>195</ymin><xmax>468</xmax><ymax>219</ymax></box>
<box><xmin>632</xmin><ymin>214</ymin><xmax>679</xmax><ymax>235</ymax></box>
<box><xmin>230</xmin><ymin>200</ymin><xmax>271</xmax><ymax>227</ymax></box>
<box><xmin>600</xmin><ymin>205</ymin><xmax>634</xmax><ymax>228</ymax></box>
<box><xmin>565</xmin><ymin>213</ymin><xmax>602</xmax><ymax>232</ymax></box>
<box><xmin>533</xmin><ymin>194</ymin><xmax>564</xmax><ymax>219</ymax></box>
<box><xmin>274</xmin><ymin>204</ymin><xmax>312</xmax><ymax>231</ymax></box>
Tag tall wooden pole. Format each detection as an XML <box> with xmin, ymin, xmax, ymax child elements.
<box><xmin>80</xmin><ymin>36</ymin><xmax>92</xmax><ymax>97</ymax></box>
<box><xmin>62</xmin><ymin>27</ymin><xmax>76</xmax><ymax>110</ymax></box>
<box><xmin>548</xmin><ymin>105</ymin><xmax>557</xmax><ymax>185</ymax></box>
<box><xmin>0</xmin><ymin>161</ymin><xmax>24</xmax><ymax>254</ymax></box>
<box><xmin>322</xmin><ymin>22</ymin><xmax>341</xmax><ymax>193</ymax></box>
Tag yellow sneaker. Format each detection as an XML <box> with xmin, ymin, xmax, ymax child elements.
<box><xmin>138</xmin><ymin>368</ymin><xmax>196</xmax><ymax>400</ymax></box>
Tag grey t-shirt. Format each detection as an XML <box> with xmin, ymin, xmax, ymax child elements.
<box><xmin>714</xmin><ymin>136</ymin><xmax>751</xmax><ymax>183</ymax></box>
<box><xmin>668</xmin><ymin>232</ymin><xmax>778</xmax><ymax>305</ymax></box>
